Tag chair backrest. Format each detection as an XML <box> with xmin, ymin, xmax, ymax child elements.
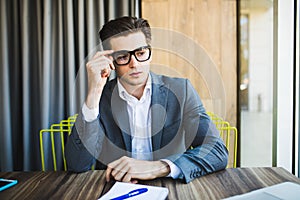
<box><xmin>39</xmin><ymin>114</ymin><xmax>78</xmax><ymax>171</ymax></box>
<box><xmin>207</xmin><ymin>112</ymin><xmax>238</xmax><ymax>168</ymax></box>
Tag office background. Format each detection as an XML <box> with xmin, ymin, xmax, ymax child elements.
<box><xmin>0</xmin><ymin>0</ymin><xmax>140</xmax><ymax>171</ymax></box>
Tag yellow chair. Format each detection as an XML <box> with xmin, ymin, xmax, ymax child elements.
<box><xmin>207</xmin><ymin>112</ymin><xmax>238</xmax><ymax>168</ymax></box>
<box><xmin>39</xmin><ymin>114</ymin><xmax>78</xmax><ymax>171</ymax></box>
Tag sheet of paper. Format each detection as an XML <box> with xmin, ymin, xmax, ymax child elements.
<box><xmin>99</xmin><ymin>181</ymin><xmax>169</xmax><ymax>200</ymax></box>
<box><xmin>223</xmin><ymin>182</ymin><xmax>300</xmax><ymax>200</ymax></box>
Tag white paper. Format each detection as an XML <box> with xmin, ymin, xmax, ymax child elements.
<box><xmin>99</xmin><ymin>181</ymin><xmax>169</xmax><ymax>200</ymax></box>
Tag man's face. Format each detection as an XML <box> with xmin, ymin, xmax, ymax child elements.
<box><xmin>109</xmin><ymin>32</ymin><xmax>151</xmax><ymax>88</ymax></box>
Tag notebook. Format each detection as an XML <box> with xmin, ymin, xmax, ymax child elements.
<box><xmin>223</xmin><ymin>182</ymin><xmax>300</xmax><ymax>200</ymax></box>
<box><xmin>98</xmin><ymin>181</ymin><xmax>169</xmax><ymax>200</ymax></box>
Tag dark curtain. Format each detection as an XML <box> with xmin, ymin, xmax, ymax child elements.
<box><xmin>0</xmin><ymin>0</ymin><xmax>140</xmax><ymax>171</ymax></box>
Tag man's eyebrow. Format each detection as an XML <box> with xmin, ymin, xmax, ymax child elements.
<box><xmin>115</xmin><ymin>46</ymin><xmax>148</xmax><ymax>52</ymax></box>
<box><xmin>110</xmin><ymin>50</ymin><xmax>129</xmax><ymax>56</ymax></box>
<box><xmin>110</xmin><ymin>46</ymin><xmax>150</xmax><ymax>56</ymax></box>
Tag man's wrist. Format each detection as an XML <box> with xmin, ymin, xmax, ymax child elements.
<box><xmin>85</xmin><ymin>94</ymin><xmax>100</xmax><ymax>109</ymax></box>
<box><xmin>160</xmin><ymin>159</ymin><xmax>182</xmax><ymax>179</ymax></box>
<box><xmin>153</xmin><ymin>160</ymin><xmax>171</xmax><ymax>178</ymax></box>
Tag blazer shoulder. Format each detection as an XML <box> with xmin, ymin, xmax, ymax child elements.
<box><xmin>151</xmin><ymin>72</ymin><xmax>189</xmax><ymax>87</ymax></box>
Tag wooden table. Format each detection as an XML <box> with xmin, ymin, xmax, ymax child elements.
<box><xmin>0</xmin><ymin>167</ymin><xmax>299</xmax><ymax>200</ymax></box>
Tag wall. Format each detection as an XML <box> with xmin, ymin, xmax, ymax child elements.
<box><xmin>248</xmin><ymin>9</ymin><xmax>273</xmax><ymax>112</ymax></box>
<box><xmin>141</xmin><ymin>0</ymin><xmax>237</xmax><ymax>126</ymax></box>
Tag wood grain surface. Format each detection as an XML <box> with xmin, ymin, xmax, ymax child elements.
<box><xmin>0</xmin><ymin>171</ymin><xmax>106</xmax><ymax>200</ymax></box>
<box><xmin>142</xmin><ymin>0</ymin><xmax>237</xmax><ymax>126</ymax></box>
<box><xmin>0</xmin><ymin>168</ymin><xmax>299</xmax><ymax>200</ymax></box>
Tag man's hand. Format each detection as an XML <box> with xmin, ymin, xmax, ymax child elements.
<box><xmin>106</xmin><ymin>156</ymin><xmax>170</xmax><ymax>183</ymax></box>
<box><xmin>85</xmin><ymin>50</ymin><xmax>115</xmax><ymax>109</ymax></box>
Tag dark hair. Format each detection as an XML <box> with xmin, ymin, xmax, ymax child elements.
<box><xmin>99</xmin><ymin>16</ymin><xmax>151</xmax><ymax>49</ymax></box>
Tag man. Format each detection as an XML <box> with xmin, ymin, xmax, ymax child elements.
<box><xmin>65</xmin><ymin>16</ymin><xmax>228</xmax><ymax>183</ymax></box>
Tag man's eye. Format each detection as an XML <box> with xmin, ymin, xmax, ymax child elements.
<box><xmin>136</xmin><ymin>50</ymin><xmax>146</xmax><ymax>56</ymax></box>
<box><xmin>116</xmin><ymin>54</ymin><xmax>129</xmax><ymax>61</ymax></box>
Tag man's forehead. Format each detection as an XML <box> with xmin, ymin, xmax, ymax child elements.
<box><xmin>109</xmin><ymin>32</ymin><xmax>148</xmax><ymax>51</ymax></box>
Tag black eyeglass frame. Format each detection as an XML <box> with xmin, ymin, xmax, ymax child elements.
<box><xmin>110</xmin><ymin>45</ymin><xmax>152</xmax><ymax>66</ymax></box>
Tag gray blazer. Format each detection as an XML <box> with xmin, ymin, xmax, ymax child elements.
<box><xmin>65</xmin><ymin>72</ymin><xmax>228</xmax><ymax>183</ymax></box>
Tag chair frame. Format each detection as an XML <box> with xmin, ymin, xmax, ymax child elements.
<box><xmin>207</xmin><ymin>112</ymin><xmax>238</xmax><ymax>168</ymax></box>
<box><xmin>39</xmin><ymin>114</ymin><xmax>77</xmax><ymax>171</ymax></box>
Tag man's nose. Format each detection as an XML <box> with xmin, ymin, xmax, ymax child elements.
<box><xmin>129</xmin><ymin>55</ymin><xmax>139</xmax><ymax>67</ymax></box>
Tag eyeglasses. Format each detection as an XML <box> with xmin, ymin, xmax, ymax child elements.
<box><xmin>111</xmin><ymin>45</ymin><xmax>151</xmax><ymax>66</ymax></box>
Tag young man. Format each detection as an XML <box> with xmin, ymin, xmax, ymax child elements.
<box><xmin>65</xmin><ymin>16</ymin><xmax>228</xmax><ymax>183</ymax></box>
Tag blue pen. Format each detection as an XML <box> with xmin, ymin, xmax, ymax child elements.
<box><xmin>110</xmin><ymin>188</ymin><xmax>148</xmax><ymax>200</ymax></box>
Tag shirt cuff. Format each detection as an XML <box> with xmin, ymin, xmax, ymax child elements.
<box><xmin>160</xmin><ymin>159</ymin><xmax>182</xmax><ymax>179</ymax></box>
<box><xmin>82</xmin><ymin>103</ymin><xmax>99</xmax><ymax>122</ymax></box>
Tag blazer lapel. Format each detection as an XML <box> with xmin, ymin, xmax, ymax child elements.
<box><xmin>151</xmin><ymin>73</ymin><xmax>168</xmax><ymax>151</ymax></box>
<box><xmin>110</xmin><ymin>82</ymin><xmax>132</xmax><ymax>152</ymax></box>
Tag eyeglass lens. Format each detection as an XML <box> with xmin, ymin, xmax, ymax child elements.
<box><xmin>112</xmin><ymin>46</ymin><xmax>151</xmax><ymax>66</ymax></box>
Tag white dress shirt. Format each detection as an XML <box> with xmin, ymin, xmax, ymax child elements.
<box><xmin>82</xmin><ymin>75</ymin><xmax>181</xmax><ymax>178</ymax></box>
<box><xmin>117</xmin><ymin>77</ymin><xmax>153</xmax><ymax>161</ymax></box>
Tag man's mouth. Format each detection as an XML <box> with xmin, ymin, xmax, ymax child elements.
<box><xmin>129</xmin><ymin>72</ymin><xmax>142</xmax><ymax>77</ymax></box>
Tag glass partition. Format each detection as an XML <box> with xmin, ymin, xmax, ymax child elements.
<box><xmin>239</xmin><ymin>0</ymin><xmax>274</xmax><ymax>167</ymax></box>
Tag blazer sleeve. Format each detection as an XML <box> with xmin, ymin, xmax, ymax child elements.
<box><xmin>166</xmin><ymin>80</ymin><xmax>228</xmax><ymax>183</ymax></box>
<box><xmin>65</xmin><ymin>110</ymin><xmax>105</xmax><ymax>172</ymax></box>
